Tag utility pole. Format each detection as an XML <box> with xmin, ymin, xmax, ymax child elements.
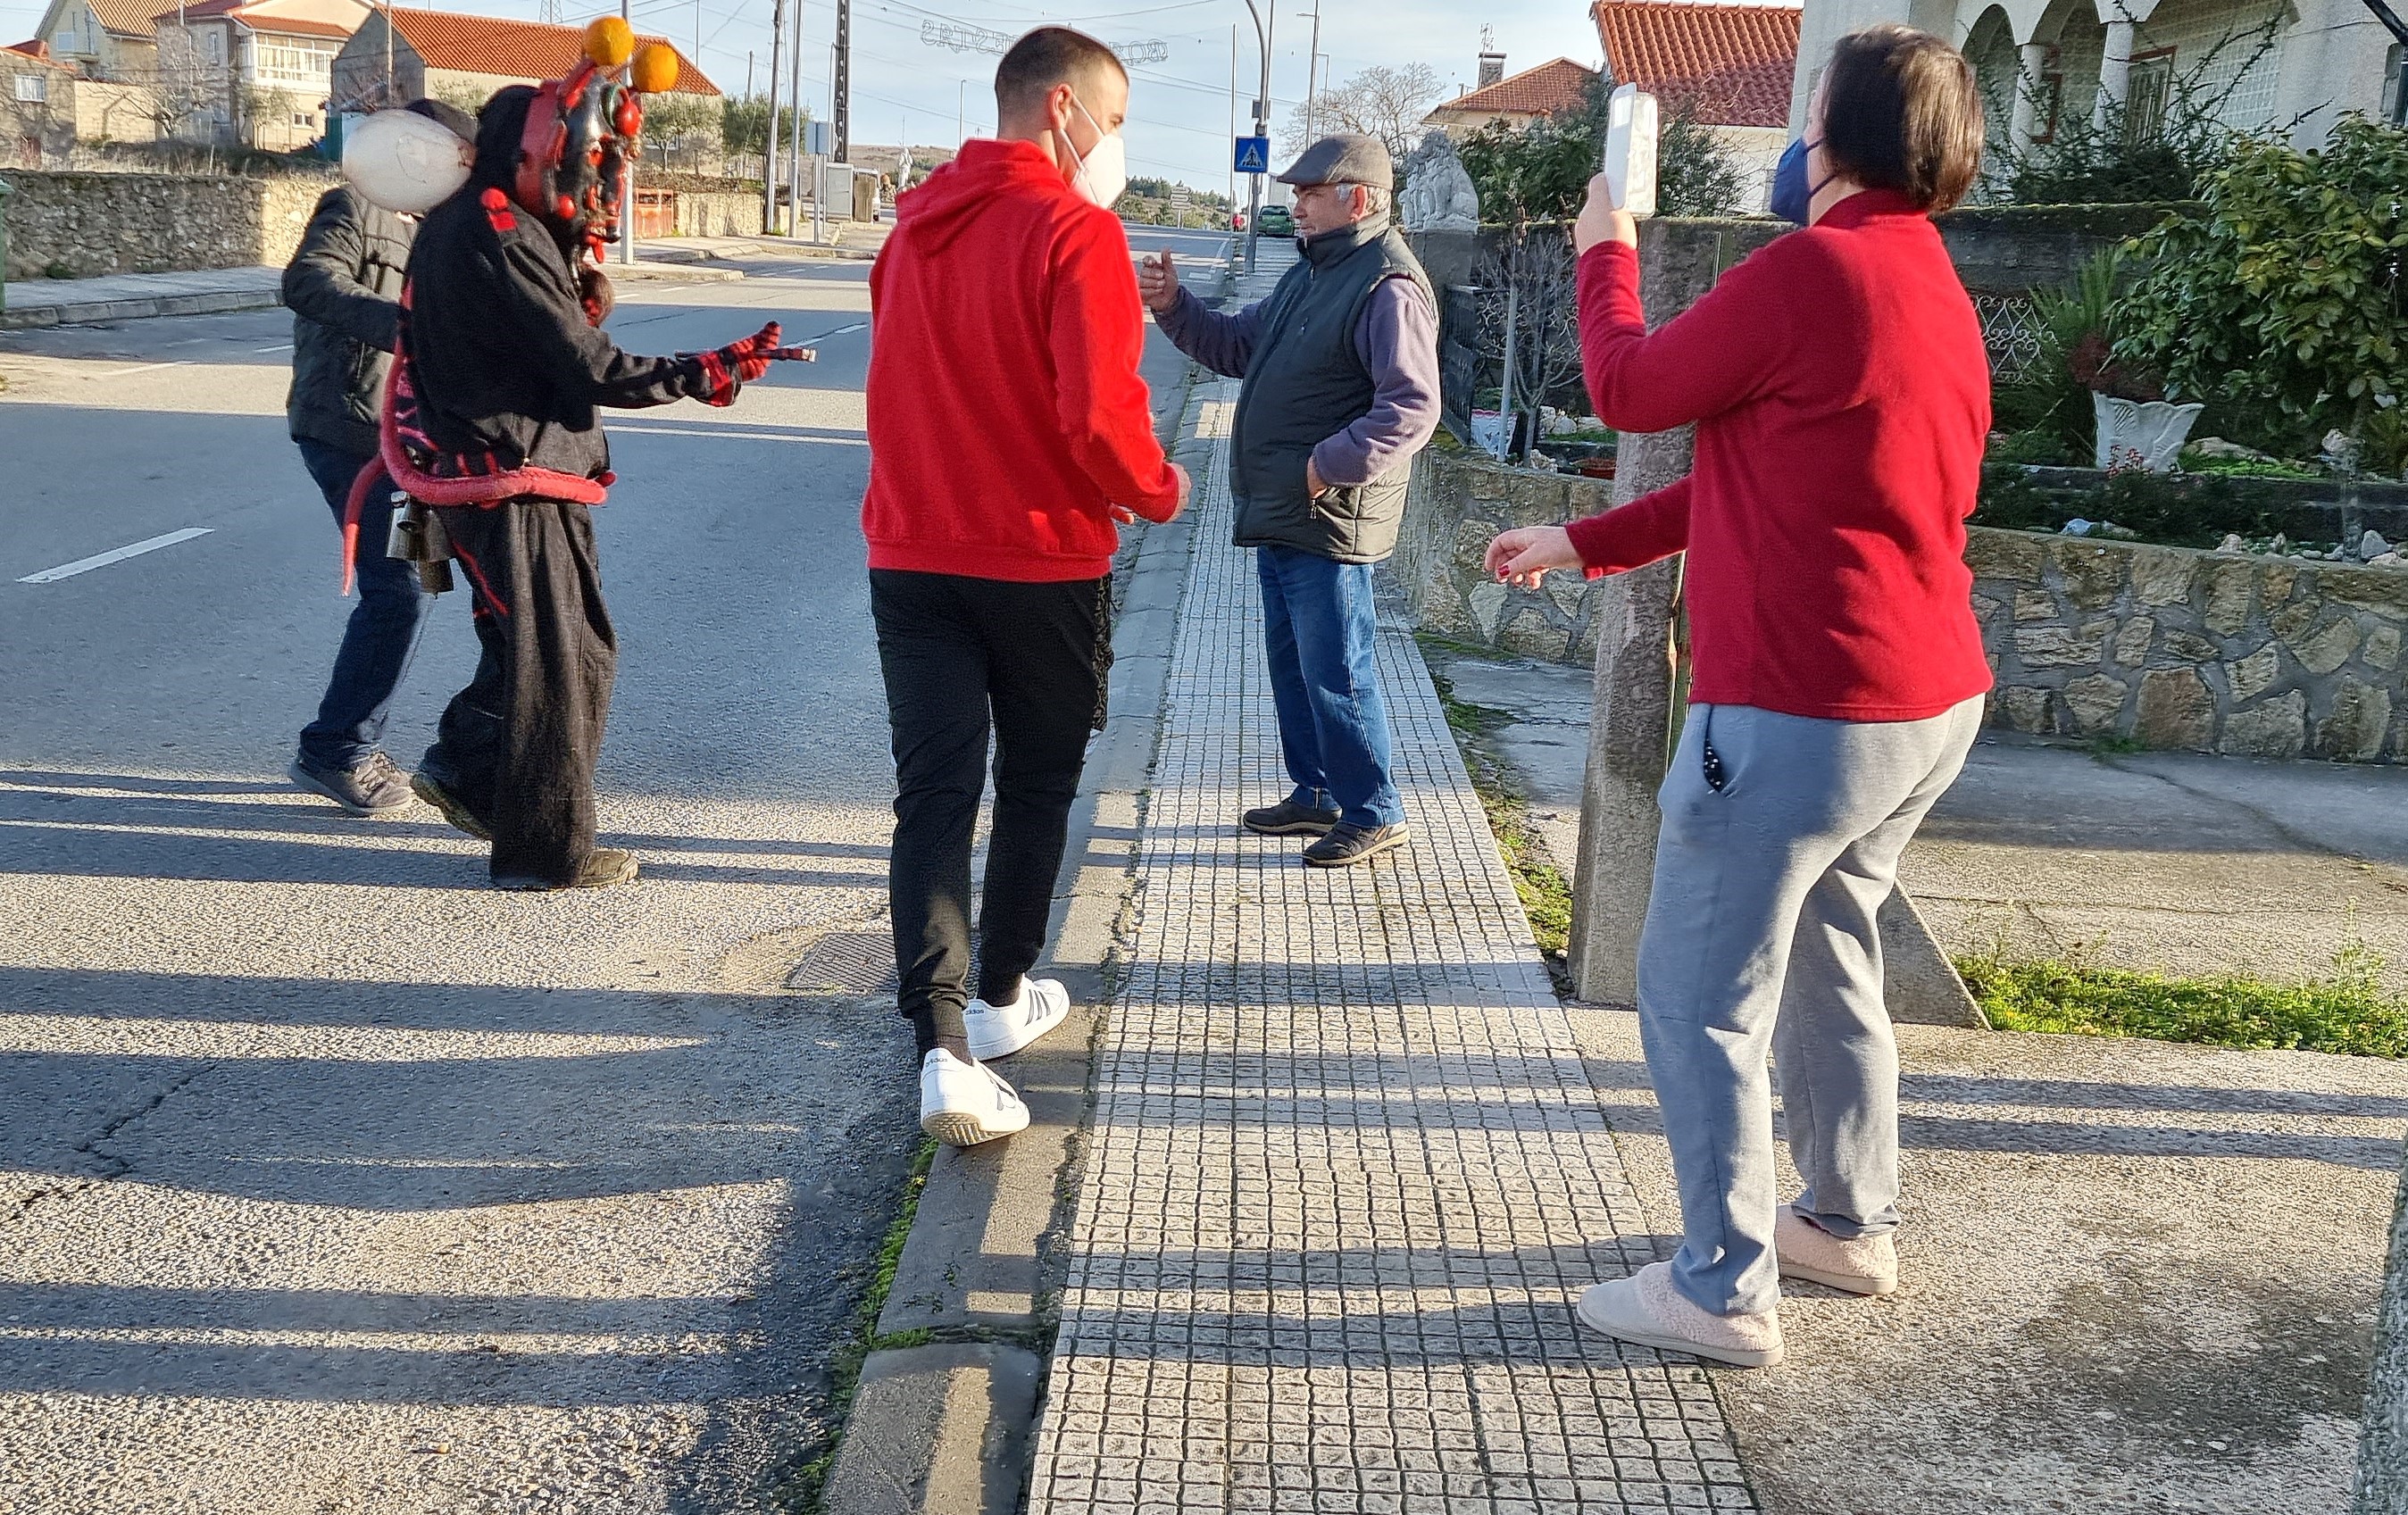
<box><xmin>832</xmin><ymin>0</ymin><xmax>851</xmax><ymax>161</ymax></box>
<box><xmin>1299</xmin><ymin>0</ymin><xmax>1320</xmax><ymax>140</ymax></box>
<box><xmin>957</xmin><ymin>78</ymin><xmax>965</xmax><ymax>144</ymax></box>
<box><xmin>762</xmin><ymin>0</ymin><xmax>785</xmax><ymax>232</ymax></box>
<box><xmin>787</xmin><ymin>0</ymin><xmax>805</xmax><ymax>236</ymax></box>
<box><xmin>1227</xmin><ymin>26</ymin><xmax>1236</xmax><ymax>216</ymax></box>
<box><xmin>1240</xmin><ymin>0</ymin><xmax>1271</xmax><ymax>273</ymax></box>
<box><xmin>745</xmin><ymin>49</ymin><xmax>753</xmax><ymax>98</ymax></box>
<box><xmin>617</xmin><ymin>0</ymin><xmax>635</xmax><ymax>265</ymax></box>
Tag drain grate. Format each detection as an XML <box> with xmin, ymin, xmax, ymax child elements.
<box><xmin>784</xmin><ymin>929</ymin><xmax>897</xmax><ymax>994</ymax></box>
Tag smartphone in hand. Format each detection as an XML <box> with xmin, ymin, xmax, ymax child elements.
<box><xmin>1602</xmin><ymin>83</ymin><xmax>1660</xmax><ymax>218</ymax></box>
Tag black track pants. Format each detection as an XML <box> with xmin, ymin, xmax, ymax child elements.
<box><xmin>421</xmin><ymin>499</ymin><xmax>616</xmax><ymax>887</ymax></box>
<box><xmin>871</xmin><ymin>569</ymin><xmax>1109</xmax><ymax>1058</ymax></box>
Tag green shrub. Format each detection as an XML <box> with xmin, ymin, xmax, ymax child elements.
<box><xmin>2114</xmin><ymin>115</ymin><xmax>2408</xmax><ymax>474</ymax></box>
<box><xmin>1971</xmin><ymin>464</ymin><xmax>2329</xmax><ymax>546</ymax></box>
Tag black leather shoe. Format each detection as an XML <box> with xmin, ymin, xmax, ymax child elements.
<box><xmin>411</xmin><ymin>767</ymin><xmax>493</xmax><ymax>841</ymax></box>
<box><xmin>1303</xmin><ymin>821</ymin><xmax>1410</xmax><ymax>867</ymax></box>
<box><xmin>495</xmin><ymin>848</ymin><xmax>639</xmax><ymax>892</ymax></box>
<box><xmin>1242</xmin><ymin>798</ymin><xmax>1342</xmax><ymax>836</ymax></box>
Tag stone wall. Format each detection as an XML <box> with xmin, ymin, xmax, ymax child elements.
<box><xmin>2</xmin><ymin>170</ymin><xmax>329</xmax><ymax>279</ymax></box>
<box><xmin>1971</xmin><ymin>528</ymin><xmax>2408</xmax><ymax>762</ymax></box>
<box><xmin>1392</xmin><ymin>447</ymin><xmax>1615</xmax><ymax>662</ymax></box>
<box><xmin>668</xmin><ymin>190</ymin><xmax>762</xmax><ymax>238</ymax></box>
<box><xmin>1398</xmin><ymin>450</ymin><xmax>2408</xmax><ymax>764</ymax></box>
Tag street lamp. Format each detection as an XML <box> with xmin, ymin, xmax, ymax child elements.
<box><xmin>1239</xmin><ymin>0</ymin><xmax>1272</xmax><ymax>273</ymax></box>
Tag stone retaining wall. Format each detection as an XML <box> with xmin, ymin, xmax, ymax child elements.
<box><xmin>1399</xmin><ymin>448</ymin><xmax>2408</xmax><ymax>762</ymax></box>
<box><xmin>3</xmin><ymin>171</ymin><xmax>330</xmax><ymax>279</ymax></box>
<box><xmin>667</xmin><ymin>190</ymin><xmax>762</xmax><ymax>238</ymax></box>
<box><xmin>1392</xmin><ymin>447</ymin><xmax>1616</xmax><ymax>662</ymax></box>
<box><xmin>1971</xmin><ymin>528</ymin><xmax>2408</xmax><ymax>762</ymax></box>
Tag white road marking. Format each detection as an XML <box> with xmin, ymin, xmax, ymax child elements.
<box><xmin>105</xmin><ymin>359</ymin><xmax>193</xmax><ymax>379</ymax></box>
<box><xmin>609</xmin><ymin>424</ymin><xmax>866</xmax><ymax>445</ymax></box>
<box><xmin>17</xmin><ymin>528</ymin><xmax>214</xmax><ymax>584</ymax></box>
<box><xmin>253</xmin><ymin>343</ymin><xmax>294</xmax><ymax>353</ymax></box>
<box><xmin>812</xmin><ymin>322</ymin><xmax>867</xmax><ymax>339</ymax></box>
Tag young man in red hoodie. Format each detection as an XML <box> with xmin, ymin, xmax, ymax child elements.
<box><xmin>862</xmin><ymin>26</ymin><xmax>1189</xmax><ymax>1148</ymax></box>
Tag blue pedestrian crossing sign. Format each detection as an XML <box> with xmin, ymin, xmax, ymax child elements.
<box><xmin>1233</xmin><ymin>136</ymin><xmax>1271</xmax><ymax>174</ymax></box>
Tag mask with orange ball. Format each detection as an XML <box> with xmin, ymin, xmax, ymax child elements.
<box><xmin>512</xmin><ymin>17</ymin><xmax>682</xmax><ymax>259</ymax></box>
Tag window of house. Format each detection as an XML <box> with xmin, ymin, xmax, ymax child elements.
<box><xmin>13</xmin><ymin>74</ymin><xmax>46</xmax><ymax>103</ymax></box>
<box><xmin>2032</xmin><ymin>52</ymin><xmax>2062</xmax><ymax>144</ymax></box>
<box><xmin>2387</xmin><ymin>44</ymin><xmax>2405</xmax><ymax>127</ymax></box>
<box><xmin>2123</xmin><ymin>48</ymin><xmax>2174</xmax><ymax>143</ymax></box>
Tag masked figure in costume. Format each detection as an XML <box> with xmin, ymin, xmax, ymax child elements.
<box><xmin>376</xmin><ymin>27</ymin><xmax>785</xmax><ymax>890</ymax></box>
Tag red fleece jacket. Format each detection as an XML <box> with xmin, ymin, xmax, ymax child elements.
<box><xmin>1568</xmin><ymin>190</ymin><xmax>1994</xmax><ymax>721</ymax></box>
<box><xmin>862</xmin><ymin>138</ymin><xmax>1179</xmax><ymax>581</ymax></box>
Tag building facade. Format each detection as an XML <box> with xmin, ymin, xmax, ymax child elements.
<box><xmin>0</xmin><ymin>43</ymin><xmax>79</xmax><ymax>164</ymax></box>
<box><xmin>330</xmin><ymin>7</ymin><xmax>718</xmax><ymax>118</ymax></box>
<box><xmin>1790</xmin><ymin>0</ymin><xmax>2404</xmax><ymax>154</ymax></box>
<box><xmin>153</xmin><ymin>0</ymin><xmax>363</xmax><ymax>149</ymax></box>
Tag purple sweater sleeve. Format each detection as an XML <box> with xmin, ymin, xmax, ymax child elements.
<box><xmin>1154</xmin><ymin>285</ymin><xmax>1263</xmax><ymax>378</ymax></box>
<box><xmin>1312</xmin><ymin>276</ymin><xmax>1441</xmax><ymax>487</ymax></box>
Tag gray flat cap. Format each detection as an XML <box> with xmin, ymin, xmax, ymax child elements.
<box><xmin>1275</xmin><ymin>132</ymin><xmax>1392</xmax><ymax>190</ymax></box>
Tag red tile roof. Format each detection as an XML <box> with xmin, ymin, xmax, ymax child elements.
<box><xmin>382</xmin><ymin>7</ymin><xmax>719</xmax><ymax>96</ymax></box>
<box><xmin>1434</xmin><ymin>56</ymin><xmax>1599</xmax><ymax>119</ymax></box>
<box><xmin>83</xmin><ymin>0</ymin><xmax>185</xmax><ymax>39</ymax></box>
<box><xmin>1590</xmin><ymin>2</ymin><xmax>1800</xmax><ymax>129</ymax></box>
<box><xmin>172</xmin><ymin>0</ymin><xmax>360</xmax><ymax>39</ymax></box>
<box><xmin>4</xmin><ymin>37</ymin><xmax>75</xmax><ymax>67</ymax></box>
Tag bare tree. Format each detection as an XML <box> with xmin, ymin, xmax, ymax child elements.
<box><xmin>1472</xmin><ymin>224</ymin><xmax>1581</xmax><ymax>461</ymax></box>
<box><xmin>1281</xmin><ymin>62</ymin><xmax>1447</xmax><ymax>162</ymax></box>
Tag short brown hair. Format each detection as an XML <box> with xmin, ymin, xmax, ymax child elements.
<box><xmin>995</xmin><ymin>26</ymin><xmax>1125</xmax><ymax>118</ymax></box>
<box><xmin>1819</xmin><ymin>25</ymin><xmax>1984</xmax><ymax>213</ymax></box>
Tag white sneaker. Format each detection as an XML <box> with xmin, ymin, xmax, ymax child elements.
<box><xmin>918</xmin><ymin>1049</ymin><xmax>1030</xmax><ymax>1147</ymax></box>
<box><xmin>964</xmin><ymin>977</ymin><xmax>1071</xmax><ymax>1061</ymax></box>
<box><xmin>1575</xmin><ymin>1261</ymin><xmax>1785</xmax><ymax>1369</ymax></box>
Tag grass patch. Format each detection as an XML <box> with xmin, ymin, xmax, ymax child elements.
<box><xmin>782</xmin><ymin>1138</ymin><xmax>938</xmax><ymax>1512</ymax></box>
<box><xmin>1955</xmin><ymin>944</ymin><xmax>2408</xmax><ymax>1058</ymax></box>
<box><xmin>1421</xmin><ymin>647</ymin><xmax>1575</xmax><ymax>984</ymax></box>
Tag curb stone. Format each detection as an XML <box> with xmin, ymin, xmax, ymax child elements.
<box><xmin>817</xmin><ymin>243</ymin><xmax>1232</xmax><ymax>1515</ymax></box>
<box><xmin>0</xmin><ymin>287</ymin><xmax>284</xmax><ymax>329</ymax></box>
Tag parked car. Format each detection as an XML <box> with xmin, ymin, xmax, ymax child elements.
<box><xmin>1256</xmin><ymin>204</ymin><xmax>1293</xmax><ymax>236</ymax></box>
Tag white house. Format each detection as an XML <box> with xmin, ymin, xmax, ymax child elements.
<box><xmin>154</xmin><ymin>0</ymin><xmax>365</xmax><ymax>149</ymax></box>
<box><xmin>1789</xmin><ymin>0</ymin><xmax>2404</xmax><ymax>154</ymax></box>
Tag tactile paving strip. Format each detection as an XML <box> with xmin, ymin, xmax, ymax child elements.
<box><xmin>1024</xmin><ymin>379</ymin><xmax>1758</xmax><ymax>1515</ymax></box>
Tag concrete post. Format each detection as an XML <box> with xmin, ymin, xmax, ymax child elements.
<box><xmin>1566</xmin><ymin>217</ymin><xmax>1987</xmax><ymax>1031</ymax></box>
<box><xmin>1569</xmin><ymin>219</ymin><xmax>1775</xmax><ymax>1005</ymax></box>
<box><xmin>2356</xmin><ymin>1138</ymin><xmax>2408</xmax><ymax>1514</ymax></box>
<box><xmin>2093</xmin><ymin>19</ymin><xmax>2136</xmax><ymax>129</ymax></box>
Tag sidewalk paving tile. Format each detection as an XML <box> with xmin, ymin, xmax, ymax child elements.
<box><xmin>1025</xmin><ymin>377</ymin><xmax>1758</xmax><ymax>1515</ymax></box>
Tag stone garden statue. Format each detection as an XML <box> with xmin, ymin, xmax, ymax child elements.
<box><xmin>1399</xmin><ymin>130</ymin><xmax>1481</xmax><ymax>233</ymax></box>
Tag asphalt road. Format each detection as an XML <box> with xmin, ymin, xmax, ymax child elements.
<box><xmin>0</xmin><ymin>246</ymin><xmax>1200</xmax><ymax>1514</ymax></box>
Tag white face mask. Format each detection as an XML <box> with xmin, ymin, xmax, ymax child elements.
<box><xmin>1064</xmin><ymin>96</ymin><xmax>1127</xmax><ymax>209</ymax></box>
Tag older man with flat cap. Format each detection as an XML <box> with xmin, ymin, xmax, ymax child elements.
<box><xmin>1138</xmin><ymin>132</ymin><xmax>1439</xmax><ymax>866</ymax></box>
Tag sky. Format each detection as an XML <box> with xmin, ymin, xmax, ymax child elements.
<box><xmin>1</xmin><ymin>0</ymin><xmax>1611</xmax><ymax>192</ymax></box>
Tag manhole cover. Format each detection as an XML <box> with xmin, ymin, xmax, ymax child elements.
<box><xmin>784</xmin><ymin>930</ymin><xmax>896</xmax><ymax>994</ymax></box>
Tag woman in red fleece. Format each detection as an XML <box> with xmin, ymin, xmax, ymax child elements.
<box><xmin>1487</xmin><ymin>28</ymin><xmax>1992</xmax><ymax>1367</ymax></box>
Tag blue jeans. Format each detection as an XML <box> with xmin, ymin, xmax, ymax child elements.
<box><xmin>1254</xmin><ymin>545</ymin><xmax>1403</xmax><ymax>828</ymax></box>
<box><xmin>294</xmin><ymin>437</ymin><xmax>434</xmax><ymax>770</ymax></box>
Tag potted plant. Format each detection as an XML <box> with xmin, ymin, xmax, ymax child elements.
<box><xmin>2036</xmin><ymin>251</ymin><xmax>2198</xmax><ymax>472</ymax></box>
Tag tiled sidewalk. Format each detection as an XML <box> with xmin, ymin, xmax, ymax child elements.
<box><xmin>1025</xmin><ymin>382</ymin><xmax>1757</xmax><ymax>1515</ymax></box>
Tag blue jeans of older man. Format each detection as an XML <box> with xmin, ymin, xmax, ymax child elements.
<box><xmin>1255</xmin><ymin>545</ymin><xmax>1404</xmax><ymax>829</ymax></box>
<box><xmin>294</xmin><ymin>437</ymin><xmax>435</xmax><ymax>770</ymax></box>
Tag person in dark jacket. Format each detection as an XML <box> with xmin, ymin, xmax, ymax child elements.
<box><xmin>1137</xmin><ymin>133</ymin><xmax>1440</xmax><ymax>867</ymax></box>
<box><xmin>282</xmin><ymin>97</ymin><xmax>475</xmax><ymax>816</ymax></box>
<box><xmin>401</xmin><ymin>81</ymin><xmax>782</xmax><ymax>891</ymax></box>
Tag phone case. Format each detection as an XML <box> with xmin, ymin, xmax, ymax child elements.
<box><xmin>1602</xmin><ymin>83</ymin><xmax>1661</xmax><ymax>218</ymax></box>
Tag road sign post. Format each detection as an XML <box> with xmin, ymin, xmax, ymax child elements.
<box><xmin>1234</xmin><ymin>134</ymin><xmax>1269</xmax><ymax>269</ymax></box>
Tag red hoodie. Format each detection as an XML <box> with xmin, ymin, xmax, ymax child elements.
<box><xmin>862</xmin><ymin>137</ymin><xmax>1181</xmax><ymax>581</ymax></box>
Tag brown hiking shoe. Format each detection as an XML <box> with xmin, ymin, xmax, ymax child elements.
<box><xmin>494</xmin><ymin>848</ymin><xmax>638</xmax><ymax>892</ymax></box>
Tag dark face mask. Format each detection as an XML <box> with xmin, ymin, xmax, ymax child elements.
<box><xmin>1770</xmin><ymin>136</ymin><xmax>1833</xmax><ymax>225</ymax></box>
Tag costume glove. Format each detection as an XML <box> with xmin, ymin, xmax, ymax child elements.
<box><xmin>695</xmin><ymin>321</ymin><xmax>782</xmax><ymax>406</ymax></box>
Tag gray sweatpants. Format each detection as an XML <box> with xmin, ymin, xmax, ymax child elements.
<box><xmin>1637</xmin><ymin>696</ymin><xmax>1983</xmax><ymax>1317</ymax></box>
